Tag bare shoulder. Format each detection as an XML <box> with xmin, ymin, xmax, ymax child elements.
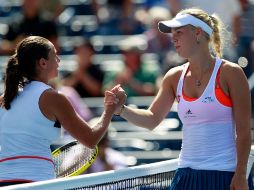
<box><xmin>40</xmin><ymin>89</ymin><xmax>73</xmax><ymax>121</ymax></box>
<box><xmin>221</xmin><ymin>59</ymin><xmax>243</xmax><ymax>74</ymax></box>
<box><xmin>40</xmin><ymin>89</ymin><xmax>72</xmax><ymax>112</ymax></box>
<box><xmin>41</xmin><ymin>89</ymin><xmax>70</xmax><ymax>106</ymax></box>
<box><xmin>164</xmin><ymin>64</ymin><xmax>186</xmax><ymax>81</ymax></box>
<box><xmin>220</xmin><ymin>59</ymin><xmax>248</xmax><ymax>90</ymax></box>
<box><xmin>162</xmin><ymin>64</ymin><xmax>186</xmax><ymax>86</ymax></box>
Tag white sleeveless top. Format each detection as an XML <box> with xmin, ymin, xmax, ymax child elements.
<box><xmin>0</xmin><ymin>81</ymin><xmax>61</xmax><ymax>181</ymax></box>
<box><xmin>176</xmin><ymin>58</ymin><xmax>236</xmax><ymax>171</ymax></box>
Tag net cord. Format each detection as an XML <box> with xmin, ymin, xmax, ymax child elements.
<box><xmin>3</xmin><ymin>146</ymin><xmax>254</xmax><ymax>190</ymax></box>
<box><xmin>1</xmin><ymin>159</ymin><xmax>179</xmax><ymax>190</ymax></box>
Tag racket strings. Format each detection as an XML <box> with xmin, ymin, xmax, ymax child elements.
<box><xmin>53</xmin><ymin>144</ymin><xmax>97</xmax><ymax>177</ymax></box>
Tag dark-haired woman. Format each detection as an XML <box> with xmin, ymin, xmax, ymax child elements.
<box><xmin>0</xmin><ymin>36</ymin><xmax>125</xmax><ymax>186</ymax></box>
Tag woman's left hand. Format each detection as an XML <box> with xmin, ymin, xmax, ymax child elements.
<box><xmin>230</xmin><ymin>172</ymin><xmax>248</xmax><ymax>190</ymax></box>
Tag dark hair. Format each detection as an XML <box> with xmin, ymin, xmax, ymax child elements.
<box><xmin>2</xmin><ymin>36</ymin><xmax>52</xmax><ymax>110</ymax></box>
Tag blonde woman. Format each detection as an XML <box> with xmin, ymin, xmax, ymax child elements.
<box><xmin>112</xmin><ymin>8</ymin><xmax>253</xmax><ymax>190</ymax></box>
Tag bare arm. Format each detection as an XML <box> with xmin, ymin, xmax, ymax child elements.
<box><xmin>223</xmin><ymin>61</ymin><xmax>251</xmax><ymax>188</ymax></box>
<box><xmin>119</xmin><ymin>68</ymin><xmax>179</xmax><ymax>130</ymax></box>
<box><xmin>40</xmin><ymin>89</ymin><xmax>123</xmax><ymax>148</ymax></box>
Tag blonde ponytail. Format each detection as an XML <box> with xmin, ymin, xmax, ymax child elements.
<box><xmin>209</xmin><ymin>14</ymin><xmax>223</xmax><ymax>58</ymax></box>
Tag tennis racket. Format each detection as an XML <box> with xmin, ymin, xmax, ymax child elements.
<box><xmin>52</xmin><ymin>140</ymin><xmax>98</xmax><ymax>178</ymax></box>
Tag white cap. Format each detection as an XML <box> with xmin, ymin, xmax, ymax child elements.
<box><xmin>158</xmin><ymin>13</ymin><xmax>213</xmax><ymax>37</ymax></box>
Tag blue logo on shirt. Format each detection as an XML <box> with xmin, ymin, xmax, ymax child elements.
<box><xmin>202</xmin><ymin>96</ymin><xmax>214</xmax><ymax>103</ymax></box>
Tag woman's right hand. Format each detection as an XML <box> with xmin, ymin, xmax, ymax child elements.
<box><xmin>109</xmin><ymin>84</ymin><xmax>127</xmax><ymax>115</ymax></box>
<box><xmin>104</xmin><ymin>90</ymin><xmax>119</xmax><ymax>114</ymax></box>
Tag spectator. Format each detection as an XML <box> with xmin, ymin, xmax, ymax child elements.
<box><xmin>103</xmin><ymin>37</ymin><xmax>160</xmax><ymax>97</ymax></box>
<box><xmin>237</xmin><ymin>0</ymin><xmax>254</xmax><ymax>78</ymax></box>
<box><xmin>40</xmin><ymin>0</ymin><xmax>64</xmax><ymax>20</ymax></box>
<box><xmin>96</xmin><ymin>0</ymin><xmax>145</xmax><ymax>35</ymax></box>
<box><xmin>144</xmin><ymin>6</ymin><xmax>173</xmax><ymax>56</ymax></box>
<box><xmin>144</xmin><ymin>6</ymin><xmax>185</xmax><ymax>74</ymax></box>
<box><xmin>237</xmin><ymin>0</ymin><xmax>254</xmax><ymax>115</ymax></box>
<box><xmin>62</xmin><ymin>41</ymin><xmax>105</xmax><ymax>98</ymax></box>
<box><xmin>0</xmin><ymin>0</ymin><xmax>59</xmax><ymax>55</ymax></box>
<box><xmin>167</xmin><ymin>0</ymin><xmax>182</xmax><ymax>16</ymax></box>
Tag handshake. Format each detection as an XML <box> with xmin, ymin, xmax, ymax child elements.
<box><xmin>104</xmin><ymin>84</ymin><xmax>127</xmax><ymax>116</ymax></box>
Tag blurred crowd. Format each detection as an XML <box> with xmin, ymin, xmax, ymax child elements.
<box><xmin>1</xmin><ymin>0</ymin><xmax>254</xmax><ymax>117</ymax></box>
<box><xmin>0</xmin><ymin>0</ymin><xmax>253</xmax><ymax>97</ymax></box>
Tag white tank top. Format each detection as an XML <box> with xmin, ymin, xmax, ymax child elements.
<box><xmin>176</xmin><ymin>58</ymin><xmax>236</xmax><ymax>171</ymax></box>
<box><xmin>0</xmin><ymin>81</ymin><xmax>61</xmax><ymax>181</ymax></box>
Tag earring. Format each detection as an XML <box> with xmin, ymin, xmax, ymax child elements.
<box><xmin>196</xmin><ymin>38</ymin><xmax>200</xmax><ymax>44</ymax></box>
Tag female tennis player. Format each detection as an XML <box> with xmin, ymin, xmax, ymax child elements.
<box><xmin>112</xmin><ymin>8</ymin><xmax>253</xmax><ymax>190</ymax></box>
<box><xmin>0</xmin><ymin>36</ymin><xmax>125</xmax><ymax>186</ymax></box>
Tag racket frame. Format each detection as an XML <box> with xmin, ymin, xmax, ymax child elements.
<box><xmin>52</xmin><ymin>141</ymin><xmax>98</xmax><ymax>178</ymax></box>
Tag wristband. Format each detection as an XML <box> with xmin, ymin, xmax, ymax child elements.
<box><xmin>114</xmin><ymin>105</ymin><xmax>125</xmax><ymax>116</ymax></box>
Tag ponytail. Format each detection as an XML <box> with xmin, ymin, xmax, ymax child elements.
<box><xmin>209</xmin><ymin>14</ymin><xmax>223</xmax><ymax>58</ymax></box>
<box><xmin>2</xmin><ymin>36</ymin><xmax>52</xmax><ymax>109</ymax></box>
<box><xmin>3</xmin><ymin>55</ymin><xmax>23</xmax><ymax>110</ymax></box>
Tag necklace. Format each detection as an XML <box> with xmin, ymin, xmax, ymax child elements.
<box><xmin>193</xmin><ymin>63</ymin><xmax>211</xmax><ymax>87</ymax></box>
<box><xmin>195</xmin><ymin>80</ymin><xmax>202</xmax><ymax>87</ymax></box>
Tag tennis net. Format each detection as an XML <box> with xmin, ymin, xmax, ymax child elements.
<box><xmin>2</xmin><ymin>153</ymin><xmax>254</xmax><ymax>190</ymax></box>
<box><xmin>1</xmin><ymin>159</ymin><xmax>178</xmax><ymax>190</ymax></box>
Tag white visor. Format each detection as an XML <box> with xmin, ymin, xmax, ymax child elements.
<box><xmin>158</xmin><ymin>13</ymin><xmax>213</xmax><ymax>37</ymax></box>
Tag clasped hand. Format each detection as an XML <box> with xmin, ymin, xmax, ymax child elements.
<box><xmin>104</xmin><ymin>84</ymin><xmax>126</xmax><ymax>114</ymax></box>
